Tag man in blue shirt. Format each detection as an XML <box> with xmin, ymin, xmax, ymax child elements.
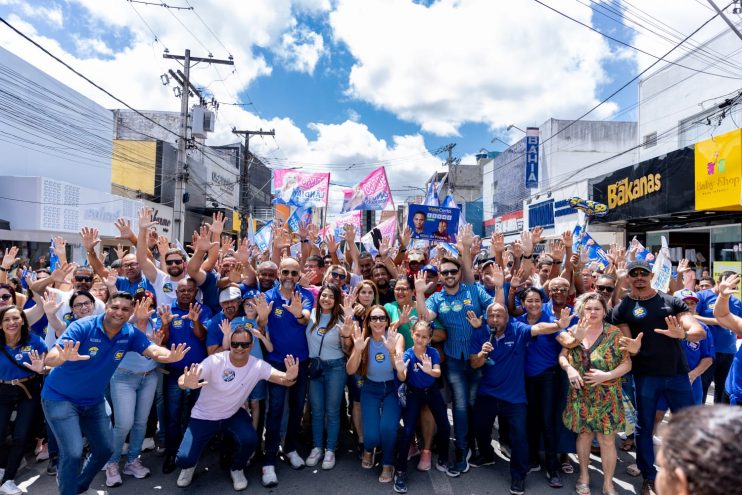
<box><xmin>41</xmin><ymin>291</ymin><xmax>189</xmax><ymax>495</ymax></box>
<box><xmin>712</xmin><ymin>273</ymin><xmax>742</xmax><ymax>405</ymax></box>
<box><xmin>468</xmin><ymin>302</ymin><xmax>570</xmax><ymax>495</ymax></box>
<box><xmin>257</xmin><ymin>257</ymin><xmax>314</xmax><ymax>488</ymax></box>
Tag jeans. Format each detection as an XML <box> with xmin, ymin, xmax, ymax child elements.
<box><xmin>176</xmin><ymin>408</ymin><xmax>256</xmax><ymax>470</ymax></box>
<box><xmin>395</xmin><ymin>385</ymin><xmax>450</xmax><ymax>472</ymax></box>
<box><xmin>164</xmin><ymin>372</ymin><xmax>200</xmax><ymax>456</ymax></box>
<box><xmin>109</xmin><ymin>369</ymin><xmax>158</xmax><ymax>463</ymax></box>
<box><xmin>443</xmin><ymin>357</ymin><xmax>480</xmax><ymax>450</ymax></box>
<box><xmin>264</xmin><ymin>359</ymin><xmax>309</xmax><ymax>466</ymax></box>
<box><xmin>42</xmin><ymin>399</ymin><xmax>113</xmax><ymax>495</ymax></box>
<box><xmin>473</xmin><ymin>394</ymin><xmax>528</xmax><ymax>481</ymax></box>
<box><xmin>309</xmin><ymin>358</ymin><xmax>346</xmax><ymax>451</ymax></box>
<box><xmin>360</xmin><ymin>379</ymin><xmax>401</xmax><ymax>466</ymax></box>
<box><xmin>525</xmin><ymin>366</ymin><xmax>559</xmax><ymax>472</ymax></box>
<box><xmin>0</xmin><ymin>382</ymin><xmax>39</xmax><ymax>482</ymax></box>
<box><xmin>634</xmin><ymin>374</ymin><xmax>694</xmax><ymax>480</ymax></box>
<box><xmin>701</xmin><ymin>352</ymin><xmax>733</xmax><ymax>404</ymax></box>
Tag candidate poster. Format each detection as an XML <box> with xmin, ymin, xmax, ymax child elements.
<box><xmin>272</xmin><ymin>169</ymin><xmax>330</xmax><ymax>208</ymax></box>
<box><xmin>407</xmin><ymin>204</ymin><xmax>459</xmax><ymax>242</ymax></box>
<box><xmin>341</xmin><ymin>166</ymin><xmax>394</xmax><ymax>212</ymax></box>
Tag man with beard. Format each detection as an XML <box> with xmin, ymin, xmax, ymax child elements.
<box><xmin>257</xmin><ymin>257</ymin><xmax>314</xmax><ymax>487</ymax></box>
<box><xmin>205</xmin><ymin>285</ymin><xmax>243</xmax><ymax>355</ymax></box>
<box><xmin>372</xmin><ymin>263</ymin><xmax>395</xmax><ymax>304</ymax></box>
<box><xmin>136</xmin><ymin>208</ymin><xmax>187</xmax><ymax>307</ymax></box>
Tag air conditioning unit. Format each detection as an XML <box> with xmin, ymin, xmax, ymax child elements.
<box><xmin>191</xmin><ymin>106</ymin><xmax>215</xmax><ymax>137</ymax></box>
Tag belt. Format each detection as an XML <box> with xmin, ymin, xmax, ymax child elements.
<box><xmin>0</xmin><ymin>375</ymin><xmax>37</xmax><ymax>400</ymax></box>
<box><xmin>116</xmin><ymin>368</ymin><xmax>158</xmax><ymax>377</ymax></box>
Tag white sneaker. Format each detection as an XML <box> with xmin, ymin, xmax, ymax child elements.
<box><xmin>230</xmin><ymin>469</ymin><xmax>248</xmax><ymax>491</ymax></box>
<box><xmin>321</xmin><ymin>450</ymin><xmax>336</xmax><ymax>470</ymax></box>
<box><xmin>104</xmin><ymin>463</ymin><xmax>122</xmax><ymax>488</ymax></box>
<box><xmin>285</xmin><ymin>450</ymin><xmax>305</xmax><ymax>469</ymax></box>
<box><xmin>36</xmin><ymin>443</ymin><xmax>49</xmax><ymax>461</ymax></box>
<box><xmin>0</xmin><ymin>480</ymin><xmax>22</xmax><ymax>495</ymax></box>
<box><xmin>141</xmin><ymin>438</ymin><xmax>156</xmax><ymax>452</ymax></box>
<box><xmin>177</xmin><ymin>467</ymin><xmax>196</xmax><ymax>487</ymax></box>
<box><xmin>305</xmin><ymin>448</ymin><xmax>323</xmax><ymax>467</ymax></box>
<box><xmin>261</xmin><ymin>466</ymin><xmax>278</xmax><ymax>487</ymax></box>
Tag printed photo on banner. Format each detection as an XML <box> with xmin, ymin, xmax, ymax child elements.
<box><xmin>329</xmin><ymin>210</ymin><xmax>361</xmax><ymax>240</ymax></box>
<box><xmin>340</xmin><ymin>166</ymin><xmax>394</xmax><ymax>212</ymax></box>
<box><xmin>272</xmin><ymin>169</ymin><xmax>330</xmax><ymax>208</ymax></box>
<box><xmin>407</xmin><ymin>204</ymin><xmax>459</xmax><ymax>242</ymax></box>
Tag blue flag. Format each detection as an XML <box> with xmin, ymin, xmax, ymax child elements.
<box><xmin>49</xmin><ymin>237</ymin><xmax>60</xmax><ymax>273</ymax></box>
<box><xmin>423</xmin><ymin>181</ymin><xmax>439</xmax><ymax>206</ymax></box>
<box><xmin>572</xmin><ymin>226</ymin><xmax>610</xmax><ymax>270</ymax></box>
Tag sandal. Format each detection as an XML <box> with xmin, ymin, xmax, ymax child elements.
<box><xmin>625</xmin><ymin>463</ymin><xmax>641</xmax><ymax>477</ymax></box>
<box><xmin>575</xmin><ymin>482</ymin><xmax>591</xmax><ymax>495</ymax></box>
<box><xmin>561</xmin><ymin>461</ymin><xmax>574</xmax><ymax>474</ymax></box>
<box><xmin>379</xmin><ymin>465</ymin><xmax>394</xmax><ymax>483</ymax></box>
<box><xmin>361</xmin><ymin>450</ymin><xmax>374</xmax><ymax>469</ymax></box>
<box><xmin>620</xmin><ymin>438</ymin><xmax>634</xmax><ymax>451</ymax></box>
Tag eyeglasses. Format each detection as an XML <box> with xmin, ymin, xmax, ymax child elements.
<box><xmin>394</xmin><ymin>286</ymin><xmax>410</xmax><ymax>291</ymax></box>
<box><xmin>551</xmin><ymin>287</ymin><xmax>569</xmax><ymax>293</ymax></box>
<box><xmin>74</xmin><ymin>276</ymin><xmax>93</xmax><ymax>283</ymax></box>
<box><xmin>165</xmin><ymin>259</ymin><xmax>183</xmax><ymax>266</ymax></box>
<box><xmin>628</xmin><ymin>270</ymin><xmax>651</xmax><ymax>278</ymax></box>
<box><xmin>596</xmin><ymin>285</ymin><xmax>615</xmax><ymax>293</ymax></box>
<box><xmin>440</xmin><ymin>269</ymin><xmax>459</xmax><ymax>277</ymax></box>
<box><xmin>330</xmin><ymin>272</ymin><xmax>347</xmax><ymax>281</ymax></box>
<box><xmin>281</xmin><ymin>270</ymin><xmax>300</xmax><ymax>277</ymax></box>
<box><xmin>0</xmin><ymin>294</ymin><xmax>12</xmax><ymax>301</ymax></box>
<box><xmin>72</xmin><ymin>300</ymin><xmax>94</xmax><ymax>310</ymax></box>
<box><xmin>122</xmin><ymin>263</ymin><xmax>139</xmax><ymax>269</ymax></box>
<box><xmin>230</xmin><ymin>341</ymin><xmax>252</xmax><ymax>349</ymax></box>
<box><xmin>368</xmin><ymin>315</ymin><xmax>387</xmax><ymax>322</ymax></box>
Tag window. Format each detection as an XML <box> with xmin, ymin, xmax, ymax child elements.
<box><xmin>643</xmin><ymin>132</ymin><xmax>657</xmax><ymax>148</ymax></box>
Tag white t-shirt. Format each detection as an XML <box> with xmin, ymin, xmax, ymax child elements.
<box><xmin>190</xmin><ymin>352</ymin><xmax>273</xmax><ymax>421</ymax></box>
<box><xmin>152</xmin><ymin>270</ymin><xmax>180</xmax><ymax>308</ymax></box>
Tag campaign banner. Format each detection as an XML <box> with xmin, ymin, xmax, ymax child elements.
<box><xmin>651</xmin><ymin>236</ymin><xmax>672</xmax><ymax>293</ymax></box>
<box><xmin>341</xmin><ymin>166</ymin><xmax>394</xmax><ymax>212</ymax></box>
<box><xmin>287</xmin><ymin>207</ymin><xmax>313</xmax><ymax>233</ymax></box>
<box><xmin>361</xmin><ymin>216</ymin><xmax>397</xmax><ymax>255</ymax></box>
<box><xmin>254</xmin><ymin>220</ymin><xmax>273</xmax><ymax>252</ymax></box>
<box><xmin>328</xmin><ymin>210</ymin><xmax>362</xmax><ymax>240</ymax></box>
<box><xmin>407</xmin><ymin>204</ymin><xmax>459</xmax><ymax>242</ymax></box>
<box><xmin>272</xmin><ymin>170</ymin><xmax>330</xmax><ymax>208</ymax></box>
<box><xmin>572</xmin><ymin>225</ymin><xmax>610</xmax><ymax>270</ymax></box>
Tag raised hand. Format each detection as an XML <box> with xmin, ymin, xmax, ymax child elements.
<box><xmin>284</xmin><ymin>354</ymin><xmax>299</xmax><ymax>382</ymax></box>
<box><xmin>352</xmin><ymin>322</ymin><xmax>368</xmax><ymax>352</ymax></box>
<box><xmin>325</xmin><ymin>233</ymin><xmax>338</xmax><ymax>255</ymax></box>
<box><xmin>210</xmin><ymin>211</ymin><xmax>226</xmax><ymax>239</ymax></box>
<box><xmin>458</xmin><ymin>223</ymin><xmax>474</xmax><ymax>249</ymax></box>
<box><xmin>137</xmin><ymin>207</ymin><xmax>156</xmax><ymax>232</ymax></box>
<box><xmin>133</xmin><ymin>297</ymin><xmax>155</xmax><ymax>322</ymax></box>
<box><xmin>379</xmin><ymin>237</ymin><xmax>391</xmax><ymax>258</ymax></box>
<box><xmin>57</xmin><ymin>341</ymin><xmax>90</xmax><ymax>362</ymax></box>
<box><xmin>157</xmin><ymin>235</ymin><xmax>170</xmax><ymax>258</ymax></box>
<box><xmin>414</xmin><ymin>270</ymin><xmax>427</xmax><ymax>293</ymax></box>
<box><xmin>39</xmin><ymin>292</ymin><xmax>63</xmax><ymax>316</ymax></box>
<box><xmin>676</xmin><ymin>258</ymin><xmax>691</xmax><ymax>276</ymax></box>
<box><xmin>23</xmin><ymin>350</ymin><xmax>46</xmax><ymax>373</ymax></box>
<box><xmin>282</xmin><ymin>294</ymin><xmax>306</xmax><ymax>319</ymax></box>
<box><xmin>654</xmin><ymin>315</ymin><xmax>685</xmax><ymax>339</ymax></box>
<box><xmin>531</xmin><ymin>227</ymin><xmax>544</xmax><ymax>246</ymax></box>
<box><xmin>342</xmin><ymin>224</ymin><xmax>356</xmax><ymax>244</ymax></box>
<box><xmin>342</xmin><ymin>293</ymin><xmax>357</xmax><ymax>321</ymax></box>
<box><xmin>561</xmin><ymin>230</ymin><xmax>574</xmax><ymax>249</ymax></box>
<box><xmin>400</xmin><ymin>226</ymin><xmax>412</xmax><ymax>250</ymax></box>
<box><xmin>167</xmin><ymin>343</ymin><xmax>190</xmax><ymax>362</ymax></box>
<box><xmin>52</xmin><ymin>235</ymin><xmax>67</xmax><ymax>259</ymax></box>
<box><xmin>384</xmin><ymin>323</ymin><xmax>400</xmax><ymax>354</ymax></box>
<box><xmin>548</xmin><ymin>239</ymin><xmax>565</xmax><ymax>263</ymax></box>
<box><xmin>618</xmin><ymin>332</ymin><xmax>643</xmax><ymax>354</ymax></box>
<box><xmin>572</xmin><ymin>317</ymin><xmax>589</xmax><ymax>342</ymax></box>
<box><xmin>221</xmin><ymin>235</ymin><xmax>235</xmax><ymax>255</ymax></box>
<box><xmin>490</xmin><ymin>232</ymin><xmax>505</xmax><ymax>254</ymax></box>
<box><xmin>195</xmin><ymin>224</ymin><xmax>216</xmax><ymax>252</ymax></box>
<box><xmin>1</xmin><ymin>246</ymin><xmax>19</xmax><ymax>270</ymax></box>
<box><xmin>236</xmin><ymin>237</ymin><xmax>250</xmax><ymax>264</ymax></box>
<box><xmin>393</xmin><ymin>352</ymin><xmax>407</xmax><ymax>372</ymax></box>
<box><xmin>466</xmin><ymin>310</ymin><xmax>483</xmax><ymax>329</ymax></box>
<box><xmin>79</xmin><ymin>227</ymin><xmax>101</xmax><ymax>253</ymax></box>
<box><xmin>557</xmin><ymin>307</ymin><xmax>573</xmax><ymax>329</ymax></box>
<box><xmin>417</xmin><ymin>353</ymin><xmax>434</xmax><ymax>375</ymax></box>
<box><xmin>114</xmin><ymin>218</ymin><xmax>135</xmax><ymax>239</ymax></box>
<box><xmin>511</xmin><ymin>239</ymin><xmax>524</xmax><ymax>259</ymax></box>
<box><xmin>114</xmin><ymin>243</ymin><xmax>126</xmax><ymax>260</ymax></box>
<box><xmin>297</xmin><ymin>221</ymin><xmax>310</xmax><ymax>241</ymax></box>
<box><xmin>398</xmin><ymin>304</ymin><xmax>413</xmax><ymax>327</ymax></box>
<box><xmin>151</xmin><ymin>327</ymin><xmax>166</xmax><ymax>347</ymax></box>
<box><xmin>182</xmin><ymin>363</ymin><xmax>207</xmax><ymax>389</ymax></box>
<box><xmin>308</xmin><ymin>223</ymin><xmax>319</xmax><ymax>245</ymax></box>
<box><xmin>510</xmin><ymin>267</ymin><xmax>526</xmax><ymax>288</ymax></box>
<box><xmin>50</xmin><ymin>262</ymin><xmax>76</xmax><ymax>285</ymax></box>
<box><xmin>490</xmin><ymin>263</ymin><xmax>505</xmax><ymax>287</ymax></box>
<box><xmin>219</xmin><ymin>318</ymin><xmax>232</xmax><ymax>338</ymax></box>
<box><xmin>520</xmin><ymin>230</ymin><xmax>533</xmax><ymax>256</ymax></box>
<box><xmin>254</xmin><ymin>293</ymin><xmax>274</xmax><ymax>321</ymax></box>
<box><xmin>183</xmin><ymin>302</ymin><xmax>202</xmax><ymax>321</ymax></box>
<box><xmin>718</xmin><ymin>273</ymin><xmax>740</xmax><ymax>296</ymax></box>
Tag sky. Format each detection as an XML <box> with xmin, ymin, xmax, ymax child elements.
<box><xmin>0</xmin><ymin>0</ymin><xmax>733</xmax><ymax>213</ymax></box>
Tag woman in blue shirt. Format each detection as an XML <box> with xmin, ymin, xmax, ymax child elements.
<box><xmin>346</xmin><ymin>305</ymin><xmax>404</xmax><ymax>484</ymax></box>
<box><xmin>0</xmin><ymin>305</ymin><xmax>46</xmax><ymax>495</ymax></box>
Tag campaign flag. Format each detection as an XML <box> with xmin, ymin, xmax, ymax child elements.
<box><xmin>441</xmin><ymin>194</ymin><xmax>467</xmax><ymax>230</ymax></box>
<box><xmin>272</xmin><ymin>169</ymin><xmax>330</xmax><ymax>208</ymax></box>
<box><xmin>254</xmin><ymin>220</ymin><xmax>273</xmax><ymax>252</ymax></box>
<box><xmin>361</xmin><ymin>216</ymin><xmax>397</xmax><ymax>255</ymax></box>
<box><xmin>329</xmin><ymin>210</ymin><xmax>362</xmax><ymax>241</ymax></box>
<box><xmin>287</xmin><ymin>207</ymin><xmax>313</xmax><ymax>233</ymax></box>
<box><xmin>247</xmin><ymin>214</ymin><xmax>256</xmax><ymax>244</ymax></box>
<box><xmin>572</xmin><ymin>226</ymin><xmax>610</xmax><ymax>270</ymax></box>
<box><xmin>436</xmin><ymin>173</ymin><xmax>448</xmax><ymax>196</ymax></box>
<box><xmin>174</xmin><ymin>239</ymin><xmax>190</xmax><ymax>261</ymax></box>
<box><xmin>341</xmin><ymin>166</ymin><xmax>394</xmax><ymax>212</ymax></box>
<box><xmin>49</xmin><ymin>236</ymin><xmax>60</xmax><ymax>272</ymax></box>
<box><xmin>628</xmin><ymin>236</ymin><xmax>653</xmax><ymax>262</ymax></box>
<box><xmin>423</xmin><ymin>181</ymin><xmax>439</xmax><ymax>207</ymax></box>
<box><xmin>289</xmin><ymin>242</ymin><xmax>301</xmax><ymax>259</ymax></box>
<box><xmin>651</xmin><ymin>236</ymin><xmax>672</xmax><ymax>292</ymax></box>
<box><xmin>438</xmin><ymin>242</ymin><xmax>460</xmax><ymax>257</ymax></box>
<box><xmin>407</xmin><ymin>204</ymin><xmax>459</xmax><ymax>242</ymax></box>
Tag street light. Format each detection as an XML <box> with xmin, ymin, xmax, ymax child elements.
<box><xmin>490</xmin><ymin>136</ymin><xmax>511</xmax><ymax>148</ymax></box>
<box><xmin>506</xmin><ymin>124</ymin><xmax>526</xmax><ymax>134</ymax></box>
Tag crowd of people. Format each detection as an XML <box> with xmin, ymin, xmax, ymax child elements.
<box><xmin>0</xmin><ymin>207</ymin><xmax>740</xmax><ymax>495</ymax></box>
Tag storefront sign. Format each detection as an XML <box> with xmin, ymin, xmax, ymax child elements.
<box><xmin>590</xmin><ymin>148</ymin><xmax>694</xmax><ymax>221</ymax></box>
<box><xmin>528</xmin><ymin>199</ymin><xmax>554</xmax><ymax>229</ymax></box>
<box><xmin>525</xmin><ymin>127</ymin><xmax>539</xmax><ymax>189</ymax></box>
<box><xmin>494</xmin><ymin>210</ymin><xmax>524</xmax><ymax>234</ymax></box>
<box><xmin>694</xmin><ymin>128</ymin><xmax>742</xmax><ymax>211</ymax></box>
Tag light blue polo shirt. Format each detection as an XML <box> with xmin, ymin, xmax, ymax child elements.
<box><xmin>42</xmin><ymin>314</ymin><xmax>152</xmax><ymax>405</ymax></box>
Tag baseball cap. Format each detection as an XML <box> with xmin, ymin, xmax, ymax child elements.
<box><xmin>673</xmin><ymin>289</ymin><xmax>699</xmax><ymax>302</ymax></box>
<box><xmin>219</xmin><ymin>285</ymin><xmax>242</xmax><ymax>303</ymax></box>
<box><xmin>421</xmin><ymin>264</ymin><xmax>438</xmax><ymax>275</ymax></box>
<box><xmin>626</xmin><ymin>260</ymin><xmax>652</xmax><ymax>273</ymax></box>
<box><xmin>242</xmin><ymin>289</ymin><xmax>258</xmax><ymax>302</ymax></box>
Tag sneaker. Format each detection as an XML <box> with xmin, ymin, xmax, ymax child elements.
<box><xmin>510</xmin><ymin>478</ymin><xmax>526</xmax><ymax>495</ymax></box>
<box><xmin>321</xmin><ymin>450</ymin><xmax>336</xmax><ymax>470</ymax></box>
<box><xmin>285</xmin><ymin>450</ymin><xmax>305</xmax><ymax>469</ymax></box>
<box><xmin>141</xmin><ymin>438</ymin><xmax>156</xmax><ymax>452</ymax></box>
<box><xmin>177</xmin><ymin>467</ymin><xmax>196</xmax><ymax>488</ymax></box>
<box><xmin>499</xmin><ymin>443</ymin><xmax>511</xmax><ymax>458</ymax></box>
<box><xmin>230</xmin><ymin>469</ymin><xmax>248</xmax><ymax>491</ymax></box>
<box><xmin>0</xmin><ymin>480</ymin><xmax>22</xmax><ymax>495</ymax></box>
<box><xmin>641</xmin><ymin>479</ymin><xmax>656</xmax><ymax>495</ymax></box>
<box><xmin>453</xmin><ymin>448</ymin><xmax>470</xmax><ymax>474</ymax></box>
<box><xmin>470</xmin><ymin>453</ymin><xmax>496</xmax><ymax>468</ymax></box>
<box><xmin>546</xmin><ymin>471</ymin><xmax>563</xmax><ymax>488</ymax></box>
<box><xmin>36</xmin><ymin>443</ymin><xmax>49</xmax><ymax>461</ymax></box>
<box><xmin>417</xmin><ymin>449</ymin><xmax>432</xmax><ymax>471</ymax></box>
<box><xmin>435</xmin><ymin>459</ymin><xmax>460</xmax><ymax>478</ymax></box>
<box><xmin>393</xmin><ymin>471</ymin><xmax>408</xmax><ymax>494</ymax></box>
<box><xmin>306</xmin><ymin>448</ymin><xmax>323</xmax><ymax>467</ymax></box>
<box><xmin>123</xmin><ymin>458</ymin><xmax>151</xmax><ymax>479</ymax></box>
<box><xmin>105</xmin><ymin>463</ymin><xmax>122</xmax><ymax>488</ymax></box>
<box><xmin>261</xmin><ymin>466</ymin><xmax>278</xmax><ymax>487</ymax></box>
<box><xmin>46</xmin><ymin>457</ymin><xmax>57</xmax><ymax>476</ymax></box>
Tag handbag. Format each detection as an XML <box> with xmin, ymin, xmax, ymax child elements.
<box><xmin>307</xmin><ymin>328</ymin><xmax>327</xmax><ymax>379</ymax></box>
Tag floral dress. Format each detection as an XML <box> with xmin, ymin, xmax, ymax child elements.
<box><xmin>562</xmin><ymin>324</ymin><xmax>629</xmax><ymax>434</ymax></box>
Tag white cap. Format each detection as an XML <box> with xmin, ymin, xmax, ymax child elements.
<box><xmin>219</xmin><ymin>286</ymin><xmax>242</xmax><ymax>303</ymax></box>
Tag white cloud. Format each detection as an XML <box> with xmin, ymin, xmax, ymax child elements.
<box><xmin>274</xmin><ymin>24</ymin><xmax>326</xmax><ymax>74</ymax></box>
<box><xmin>72</xmin><ymin>35</ymin><xmax>113</xmax><ymax>57</ymax></box>
<box><xmin>329</xmin><ymin>0</ymin><xmax>618</xmax><ymax>135</ymax></box>
<box><xmin>0</xmin><ymin>0</ymin><xmax>64</xmax><ymax>28</ymax></box>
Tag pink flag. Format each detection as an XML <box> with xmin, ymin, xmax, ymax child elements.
<box><xmin>341</xmin><ymin>166</ymin><xmax>394</xmax><ymax>212</ymax></box>
<box><xmin>273</xmin><ymin>169</ymin><xmax>330</xmax><ymax>208</ymax></box>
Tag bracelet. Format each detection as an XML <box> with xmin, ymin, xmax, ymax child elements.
<box><xmin>0</xmin><ymin>266</ymin><xmax>6</xmax><ymax>272</ymax></box>
<box><xmin>553</xmin><ymin>261</ymin><xmax>562</xmax><ymax>264</ymax></box>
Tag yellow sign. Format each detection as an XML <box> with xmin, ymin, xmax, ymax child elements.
<box><xmin>694</xmin><ymin>129</ymin><xmax>742</xmax><ymax>211</ymax></box>
<box><xmin>232</xmin><ymin>210</ymin><xmax>241</xmax><ymax>233</ymax></box>
<box><xmin>111</xmin><ymin>140</ymin><xmax>157</xmax><ymax>195</ymax></box>
<box><xmin>607</xmin><ymin>173</ymin><xmax>661</xmax><ymax>209</ymax></box>
<box><xmin>712</xmin><ymin>261</ymin><xmax>742</xmax><ymax>300</ymax></box>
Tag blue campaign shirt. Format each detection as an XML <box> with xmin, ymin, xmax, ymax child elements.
<box><xmin>206</xmin><ymin>307</ymin><xmax>244</xmax><ymax>349</ymax></box>
<box><xmin>42</xmin><ymin>314</ymin><xmax>152</xmax><ymax>405</ymax></box>
<box><xmin>426</xmin><ymin>283</ymin><xmax>494</xmax><ymax>360</ymax></box>
<box><xmin>469</xmin><ymin>320</ymin><xmax>532</xmax><ymax>404</ymax></box>
<box><xmin>264</xmin><ymin>285</ymin><xmax>314</xmax><ymax>362</ymax></box>
<box><xmin>696</xmin><ymin>290</ymin><xmax>742</xmax><ymax>355</ymax></box>
<box><xmin>115</xmin><ymin>276</ymin><xmax>155</xmax><ymax>297</ymax></box>
<box><xmin>1</xmin><ymin>334</ymin><xmax>47</xmax><ymax>381</ymax></box>
<box><xmin>403</xmin><ymin>346</ymin><xmax>440</xmax><ymax>389</ymax></box>
<box><xmin>118</xmin><ymin>320</ymin><xmax>158</xmax><ymax>373</ymax></box>
<box><xmin>199</xmin><ymin>271</ymin><xmax>221</xmax><ymax>315</ymax></box>
<box><xmin>164</xmin><ymin>301</ymin><xmax>211</xmax><ymax>369</ymax></box>
<box><xmin>685</xmin><ymin>322</ymin><xmax>715</xmax><ymax>371</ymax></box>
<box><xmin>517</xmin><ymin>311</ymin><xmax>563</xmax><ymax>377</ymax></box>
<box><xmin>23</xmin><ymin>297</ymin><xmax>48</xmax><ymax>338</ymax></box>
<box><xmin>366</xmin><ymin>338</ymin><xmax>394</xmax><ymax>382</ymax></box>
<box><xmin>725</xmin><ymin>344</ymin><xmax>742</xmax><ymax>403</ymax></box>
<box><xmin>230</xmin><ymin>316</ymin><xmax>265</xmax><ymax>360</ymax></box>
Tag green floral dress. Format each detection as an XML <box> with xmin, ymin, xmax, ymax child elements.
<box><xmin>562</xmin><ymin>324</ymin><xmax>629</xmax><ymax>435</ymax></box>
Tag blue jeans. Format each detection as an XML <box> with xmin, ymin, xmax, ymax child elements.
<box><xmin>164</xmin><ymin>372</ymin><xmax>200</xmax><ymax>456</ymax></box>
<box><xmin>474</xmin><ymin>394</ymin><xmax>528</xmax><ymax>481</ymax></box>
<box><xmin>360</xmin><ymin>379</ymin><xmax>401</xmax><ymax>466</ymax></box>
<box><xmin>634</xmin><ymin>374</ymin><xmax>694</xmax><ymax>480</ymax></box>
<box><xmin>0</xmin><ymin>381</ymin><xmax>40</xmax><ymax>482</ymax></box>
<box><xmin>701</xmin><ymin>352</ymin><xmax>733</xmax><ymax>404</ymax></box>
<box><xmin>443</xmin><ymin>357</ymin><xmax>480</xmax><ymax>450</ymax></box>
<box><xmin>395</xmin><ymin>385</ymin><xmax>450</xmax><ymax>472</ymax></box>
<box><xmin>525</xmin><ymin>366</ymin><xmax>559</xmax><ymax>472</ymax></box>
<box><xmin>109</xmin><ymin>369</ymin><xmax>158</xmax><ymax>463</ymax></box>
<box><xmin>42</xmin><ymin>399</ymin><xmax>113</xmax><ymax>495</ymax></box>
<box><xmin>176</xmin><ymin>408</ymin><xmax>257</xmax><ymax>470</ymax></box>
<box><xmin>264</xmin><ymin>359</ymin><xmax>309</xmax><ymax>466</ymax></box>
<box><xmin>309</xmin><ymin>358</ymin><xmax>346</xmax><ymax>451</ymax></box>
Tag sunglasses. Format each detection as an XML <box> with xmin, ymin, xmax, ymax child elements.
<box><xmin>440</xmin><ymin>269</ymin><xmax>459</xmax><ymax>277</ymax></box>
<box><xmin>75</xmin><ymin>276</ymin><xmax>93</xmax><ymax>283</ymax></box>
<box><xmin>628</xmin><ymin>270</ymin><xmax>651</xmax><ymax>278</ymax></box>
<box><xmin>0</xmin><ymin>294</ymin><xmax>12</xmax><ymax>301</ymax></box>
<box><xmin>330</xmin><ymin>272</ymin><xmax>347</xmax><ymax>281</ymax></box>
<box><xmin>230</xmin><ymin>341</ymin><xmax>252</xmax><ymax>349</ymax></box>
<box><xmin>368</xmin><ymin>315</ymin><xmax>387</xmax><ymax>322</ymax></box>
<box><xmin>596</xmin><ymin>285</ymin><xmax>615</xmax><ymax>293</ymax></box>
<box><xmin>281</xmin><ymin>270</ymin><xmax>300</xmax><ymax>277</ymax></box>
<box><xmin>165</xmin><ymin>259</ymin><xmax>183</xmax><ymax>266</ymax></box>
<box><xmin>551</xmin><ymin>287</ymin><xmax>569</xmax><ymax>293</ymax></box>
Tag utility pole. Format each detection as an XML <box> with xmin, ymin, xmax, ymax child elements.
<box><xmin>442</xmin><ymin>143</ymin><xmax>459</xmax><ymax>198</ymax></box>
<box><xmin>707</xmin><ymin>0</ymin><xmax>742</xmax><ymax>43</ymax></box>
<box><xmin>232</xmin><ymin>128</ymin><xmax>275</xmax><ymax>238</ymax></box>
<box><xmin>163</xmin><ymin>49</ymin><xmax>234</xmax><ymax>243</ymax></box>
